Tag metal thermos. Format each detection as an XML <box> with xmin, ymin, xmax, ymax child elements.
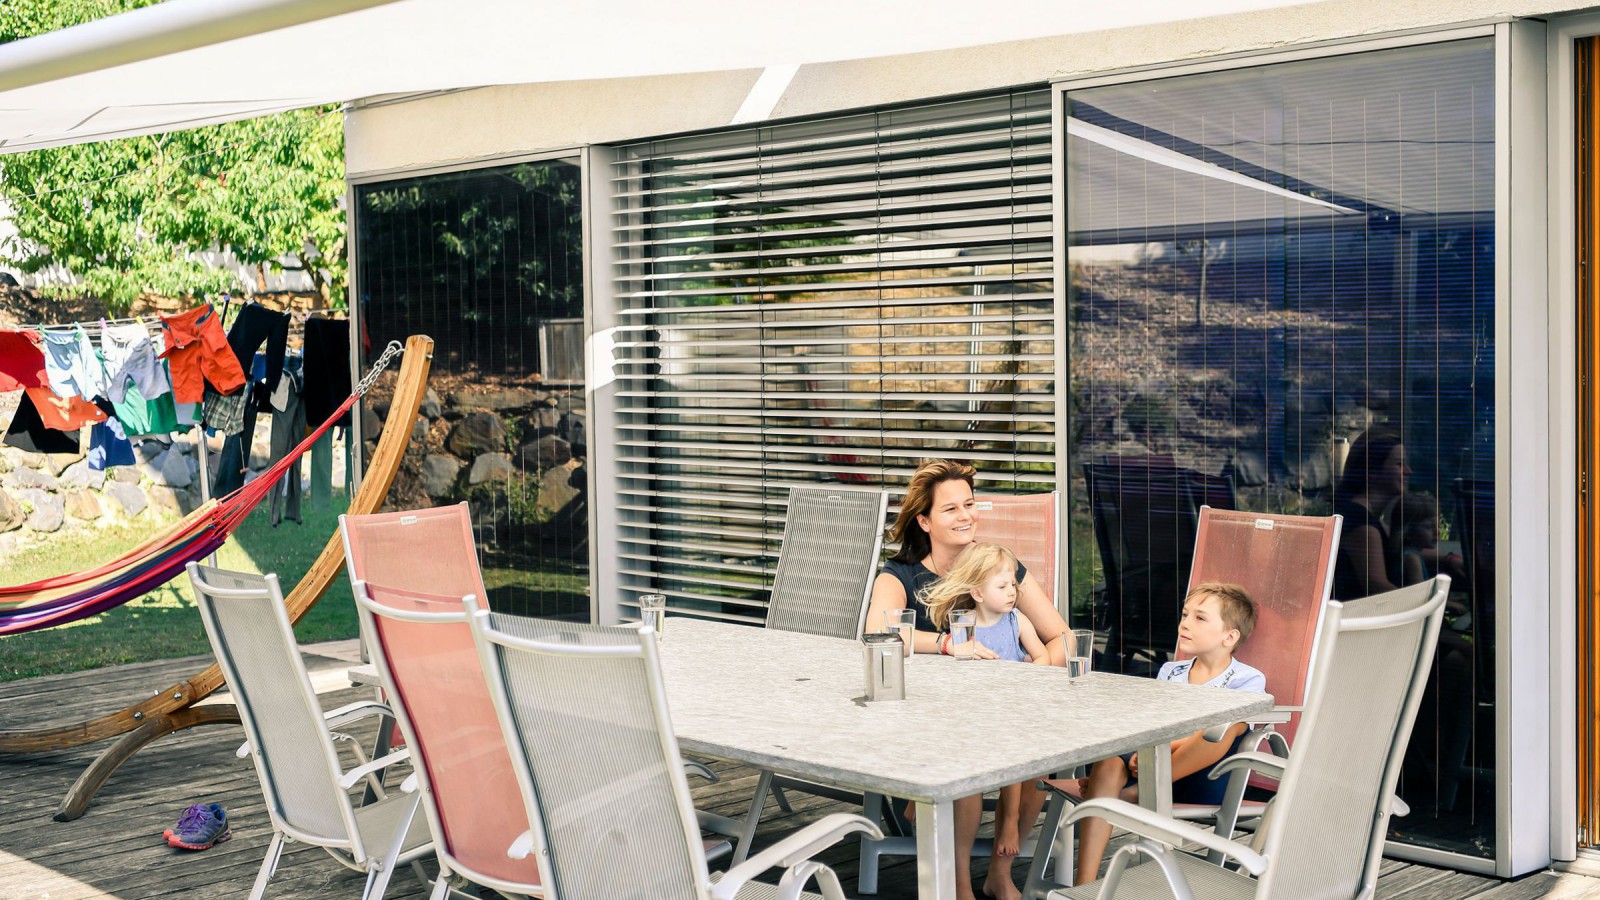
<box><xmin>862</xmin><ymin>632</ymin><xmax>906</xmax><ymax>701</ymax></box>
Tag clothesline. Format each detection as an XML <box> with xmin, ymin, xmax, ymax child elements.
<box><xmin>12</xmin><ymin>301</ymin><xmax>346</xmax><ymax>338</ymax></box>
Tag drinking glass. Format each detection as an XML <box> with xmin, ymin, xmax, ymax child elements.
<box><xmin>639</xmin><ymin>593</ymin><xmax>667</xmax><ymax>639</ymax></box>
<box><xmin>949</xmin><ymin>610</ymin><xmax>977</xmax><ymax>659</ymax></box>
<box><xmin>1068</xmin><ymin>628</ymin><xmax>1094</xmax><ymax>682</ymax></box>
<box><xmin>885</xmin><ymin>609</ymin><xmax>916</xmax><ymax>656</ymax></box>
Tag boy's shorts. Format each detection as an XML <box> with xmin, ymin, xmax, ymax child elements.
<box><xmin>1119</xmin><ymin>732</ymin><xmax>1246</xmax><ymax>807</ymax></box>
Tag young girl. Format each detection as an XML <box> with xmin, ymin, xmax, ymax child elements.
<box><xmin>920</xmin><ymin>542</ymin><xmax>1048</xmax><ymax>663</ymax></box>
<box><xmin>920</xmin><ymin>543</ymin><xmax>1052</xmax><ymax>900</ymax></box>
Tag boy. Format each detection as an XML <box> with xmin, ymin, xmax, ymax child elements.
<box><xmin>1074</xmin><ymin>582</ymin><xmax>1265</xmax><ymax>885</ymax></box>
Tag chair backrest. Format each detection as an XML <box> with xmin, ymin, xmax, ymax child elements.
<box><xmin>974</xmin><ymin>492</ymin><xmax>1059</xmax><ymax>606</ymax></box>
<box><xmin>186</xmin><ymin>563</ymin><xmax>362</xmax><ymax>854</ymax></box>
<box><xmin>1254</xmin><ymin>576</ymin><xmax>1449</xmax><ymax>900</ymax></box>
<box><xmin>764</xmin><ymin>486</ymin><xmax>888</xmax><ymax>639</ymax></box>
<box><xmin>340</xmin><ymin>502</ymin><xmax>487</xmax><ymax>601</ymax></box>
<box><xmin>1084</xmin><ymin>459</ymin><xmax>1236</xmax><ymax>673</ymax></box>
<box><xmin>1186</xmin><ymin>507</ymin><xmax>1342</xmax><ymax>716</ymax></box>
<box><xmin>469</xmin><ymin>612</ymin><xmax>712</xmax><ymax>900</ymax></box>
<box><xmin>350</xmin><ymin>579</ymin><xmax>539</xmax><ymax>894</ymax></box>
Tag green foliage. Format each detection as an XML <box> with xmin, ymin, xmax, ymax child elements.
<box><xmin>0</xmin><ymin>1</ymin><xmax>347</xmax><ymax>311</ymax></box>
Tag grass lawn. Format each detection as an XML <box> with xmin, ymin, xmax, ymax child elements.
<box><xmin>0</xmin><ymin>496</ymin><xmax>357</xmax><ymax>682</ymax></box>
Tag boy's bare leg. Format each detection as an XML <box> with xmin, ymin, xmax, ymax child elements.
<box><xmin>1076</xmin><ymin>757</ymin><xmax>1130</xmax><ymax>885</ymax></box>
<box><xmin>1015</xmin><ymin>778</ymin><xmax>1050</xmax><ymax>847</ymax></box>
<box><xmin>955</xmin><ymin>792</ymin><xmax>984</xmax><ymax>900</ymax></box>
<box><xmin>982</xmin><ymin>783</ymin><xmax>1026</xmax><ymax>900</ymax></box>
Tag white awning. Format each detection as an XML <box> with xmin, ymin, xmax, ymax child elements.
<box><xmin>0</xmin><ymin>0</ymin><xmax>1315</xmax><ymax>153</ymax></box>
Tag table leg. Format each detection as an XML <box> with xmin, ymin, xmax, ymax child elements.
<box><xmin>1135</xmin><ymin>743</ymin><xmax>1173</xmax><ymax>817</ymax></box>
<box><xmin>915</xmin><ymin>799</ymin><xmax>956</xmax><ymax>900</ymax></box>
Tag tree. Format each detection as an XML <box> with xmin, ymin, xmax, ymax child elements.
<box><xmin>0</xmin><ymin>0</ymin><xmax>347</xmax><ymax>311</ymax></box>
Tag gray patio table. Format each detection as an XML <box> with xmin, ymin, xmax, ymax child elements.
<box><xmin>656</xmin><ymin>618</ymin><xmax>1273</xmax><ymax>900</ymax></box>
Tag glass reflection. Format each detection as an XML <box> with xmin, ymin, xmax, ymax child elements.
<box><xmin>1065</xmin><ymin>39</ymin><xmax>1496</xmax><ymax>857</ymax></box>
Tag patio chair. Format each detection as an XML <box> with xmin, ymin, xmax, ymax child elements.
<box><xmin>348</xmin><ymin>578</ymin><xmax>542</xmax><ymax>900</ymax></box>
<box><xmin>464</xmin><ymin>609</ymin><xmax>885</xmax><ymax>900</ymax></box>
<box><xmin>1084</xmin><ymin>459</ymin><xmax>1236</xmax><ymax>676</ymax></box>
<box><xmin>186</xmin><ymin>562</ymin><xmax>433</xmax><ymax>900</ymax></box>
<box><xmin>1046</xmin><ymin>575</ymin><xmax>1450</xmax><ymax>900</ymax></box>
<box><xmin>1022</xmin><ymin>507</ymin><xmax>1342</xmax><ymax>898</ymax></box>
<box><xmin>731</xmin><ymin>485</ymin><xmax>888</xmax><ymax>862</ymax></box>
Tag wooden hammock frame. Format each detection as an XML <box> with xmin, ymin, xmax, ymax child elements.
<box><xmin>0</xmin><ymin>334</ymin><xmax>434</xmax><ymax>821</ymax></box>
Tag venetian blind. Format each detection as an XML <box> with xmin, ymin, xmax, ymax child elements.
<box><xmin>610</xmin><ymin>88</ymin><xmax>1057</xmax><ymax>625</ymax></box>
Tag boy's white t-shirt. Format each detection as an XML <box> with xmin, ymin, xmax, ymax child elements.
<box><xmin>1156</xmin><ymin>658</ymin><xmax>1267</xmax><ymax>693</ymax></box>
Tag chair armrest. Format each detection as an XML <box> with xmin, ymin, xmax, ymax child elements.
<box><xmin>401</xmin><ymin>773</ymin><xmax>419</xmax><ymax>793</ymax></box>
<box><xmin>683</xmin><ymin>760</ymin><xmax>719</xmax><ymax>783</ymax></box>
<box><xmin>1062</xmin><ymin>798</ymin><xmax>1267</xmax><ymax>876</ymax></box>
<box><xmin>709</xmin><ymin>813</ymin><xmax>882</xmax><ymax>900</ymax></box>
<box><xmin>322</xmin><ymin>700</ymin><xmax>394</xmax><ymax>730</ymax></box>
<box><xmin>508</xmin><ymin>829</ymin><xmax>536</xmax><ymax>860</ymax></box>
<box><xmin>1208</xmin><ymin>751</ymin><xmax>1286</xmax><ymax>783</ymax></box>
<box><xmin>1202</xmin><ymin>708</ymin><xmax>1294</xmax><ymax>743</ymax></box>
<box><xmin>337</xmin><ymin>748</ymin><xmax>411</xmax><ymax>790</ymax></box>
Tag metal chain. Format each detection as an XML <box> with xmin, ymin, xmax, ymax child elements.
<box><xmin>355</xmin><ymin>340</ymin><xmax>405</xmax><ymax>395</ymax></box>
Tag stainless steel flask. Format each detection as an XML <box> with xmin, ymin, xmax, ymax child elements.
<box><xmin>862</xmin><ymin>632</ymin><xmax>906</xmax><ymax>701</ymax></box>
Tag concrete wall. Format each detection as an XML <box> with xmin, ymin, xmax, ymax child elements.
<box><xmin>346</xmin><ymin>0</ymin><xmax>1598</xmax><ymax>176</ymax></box>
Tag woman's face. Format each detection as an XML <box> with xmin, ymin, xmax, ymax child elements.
<box><xmin>916</xmin><ymin>478</ymin><xmax>977</xmax><ymax>551</ymax></box>
<box><xmin>1376</xmin><ymin>445</ymin><xmax>1412</xmax><ymax>498</ymax></box>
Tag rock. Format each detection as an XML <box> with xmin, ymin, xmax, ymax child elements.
<box><xmin>449</xmin><ymin>388</ymin><xmax>542</xmax><ymax>413</ymax></box>
<box><xmin>373</xmin><ymin>400</ymin><xmax>391</xmax><ymax>422</ymax></box>
<box><xmin>156</xmin><ymin>451</ymin><xmax>193</xmax><ymax>487</ymax></box>
<box><xmin>19</xmin><ymin>488</ymin><xmax>63</xmax><ymax>533</ymax></box>
<box><xmin>59</xmin><ymin>460</ymin><xmax>106</xmax><ymax>491</ymax></box>
<box><xmin>468</xmin><ymin>452</ymin><xmax>514</xmax><ymax>485</ymax></box>
<box><xmin>64</xmin><ymin>489</ymin><xmax>102</xmax><ymax>521</ymax></box>
<box><xmin>112</xmin><ymin>466</ymin><xmax>142</xmax><ymax>484</ymax></box>
<box><xmin>420</xmin><ymin>389</ymin><xmax>443</xmax><ymax>419</ymax></box>
<box><xmin>0</xmin><ymin>491</ymin><xmax>23</xmax><ymax>532</ymax></box>
<box><xmin>103</xmin><ymin>481</ymin><xmax>148</xmax><ymax>518</ymax></box>
<box><xmin>519</xmin><ymin>435</ymin><xmax>571</xmax><ymax>471</ymax></box>
<box><xmin>0</xmin><ymin>455</ymin><xmax>11</xmax><ymax>475</ymax></box>
<box><xmin>446</xmin><ymin>412</ymin><xmax>507</xmax><ymax>458</ymax></box>
<box><xmin>43</xmin><ymin>451</ymin><xmax>81</xmax><ymax>475</ymax></box>
<box><xmin>553</xmin><ymin>393</ymin><xmax>585</xmax><ymax>414</ymax></box>
<box><xmin>146</xmin><ymin>486</ymin><xmax>185</xmax><ymax>515</ymax></box>
<box><xmin>11</xmin><ymin>450</ymin><xmax>45</xmax><ymax>469</ymax></box>
<box><xmin>420</xmin><ymin>454</ymin><xmax>464</xmax><ymax>497</ymax></box>
<box><xmin>135</xmin><ymin>441</ymin><xmax>166</xmax><ymax>463</ymax></box>
<box><xmin>411</xmin><ymin>416</ymin><xmax>429</xmax><ymax>445</ymax></box>
<box><xmin>361</xmin><ymin>404</ymin><xmax>383</xmax><ymax>440</ymax></box>
<box><xmin>524</xmin><ymin>405</ymin><xmax>562</xmax><ymax>437</ymax></box>
<box><xmin>535</xmin><ymin>461</ymin><xmax>583</xmax><ymax>520</ymax></box>
<box><xmin>9</xmin><ymin>466</ymin><xmax>58</xmax><ymax>491</ymax></box>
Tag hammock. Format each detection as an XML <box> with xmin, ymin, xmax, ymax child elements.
<box><xmin>0</xmin><ymin>341</ymin><xmax>401</xmax><ymax>636</ymax></box>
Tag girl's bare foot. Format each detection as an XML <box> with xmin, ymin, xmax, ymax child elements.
<box><xmin>995</xmin><ymin>820</ymin><xmax>1021</xmax><ymax>857</ymax></box>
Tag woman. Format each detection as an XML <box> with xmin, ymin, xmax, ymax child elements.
<box><xmin>863</xmin><ymin>458</ymin><xmax>1067</xmax><ymax>900</ymax></box>
<box><xmin>1332</xmin><ymin>427</ymin><xmax>1410</xmax><ymax>601</ymax></box>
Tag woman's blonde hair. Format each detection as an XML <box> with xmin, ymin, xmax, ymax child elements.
<box><xmin>888</xmin><ymin>458</ymin><xmax>977</xmax><ymax>564</ymax></box>
<box><xmin>918</xmin><ymin>543</ymin><xmax>1017</xmax><ymax>630</ymax></box>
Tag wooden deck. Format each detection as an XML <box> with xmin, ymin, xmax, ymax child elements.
<box><xmin>3</xmin><ymin>647</ymin><xmax>1599</xmax><ymax>899</ymax></box>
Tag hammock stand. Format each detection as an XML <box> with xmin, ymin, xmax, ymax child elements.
<box><xmin>0</xmin><ymin>334</ymin><xmax>433</xmax><ymax>821</ymax></box>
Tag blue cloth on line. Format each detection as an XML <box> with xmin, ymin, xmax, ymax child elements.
<box><xmin>87</xmin><ymin>420</ymin><xmax>134</xmax><ymax>471</ymax></box>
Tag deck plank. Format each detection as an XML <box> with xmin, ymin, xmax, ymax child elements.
<box><xmin>3</xmin><ymin>654</ymin><xmax>1600</xmax><ymax>899</ymax></box>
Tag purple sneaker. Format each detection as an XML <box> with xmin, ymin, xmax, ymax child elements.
<box><xmin>163</xmin><ymin>803</ymin><xmax>232</xmax><ymax>850</ymax></box>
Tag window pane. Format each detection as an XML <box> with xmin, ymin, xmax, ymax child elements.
<box><xmin>354</xmin><ymin>159</ymin><xmax>588</xmax><ymax>620</ymax></box>
<box><xmin>1065</xmin><ymin>38</ymin><xmax>1496</xmax><ymax>858</ymax></box>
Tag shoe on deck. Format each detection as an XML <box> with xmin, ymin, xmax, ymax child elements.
<box><xmin>163</xmin><ymin>803</ymin><xmax>232</xmax><ymax>850</ymax></box>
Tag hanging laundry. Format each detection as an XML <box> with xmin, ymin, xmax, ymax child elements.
<box><xmin>4</xmin><ymin>391</ymin><xmax>82</xmax><ymax>454</ymax></box>
<box><xmin>87</xmin><ymin>420</ymin><xmax>135</xmax><ymax>471</ymax></box>
<box><xmin>23</xmin><ymin>386</ymin><xmax>105</xmax><ymax>431</ymax></box>
<box><xmin>0</xmin><ymin>329</ymin><xmax>47</xmax><ymax>392</ymax></box>
<box><xmin>202</xmin><ymin>384</ymin><xmax>248</xmax><ymax>436</ymax></box>
<box><xmin>158</xmin><ymin>304</ymin><xmax>245</xmax><ymax>404</ymax></box>
<box><xmin>302</xmin><ymin>317</ymin><xmax>351</xmax><ymax>429</ymax></box>
<box><xmin>100</xmin><ymin>323</ymin><xmax>171</xmax><ymax>404</ymax></box>
<box><xmin>110</xmin><ymin>381</ymin><xmax>183</xmax><ymax>437</ymax></box>
<box><xmin>225</xmin><ymin>303</ymin><xmax>289</xmax><ymax>408</ymax></box>
<box><xmin>40</xmin><ymin>327</ymin><xmax>105</xmax><ymax>401</ymax></box>
<box><xmin>267</xmin><ymin>356</ymin><xmax>305</xmax><ymax>526</ymax></box>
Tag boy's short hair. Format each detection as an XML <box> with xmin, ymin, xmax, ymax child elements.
<box><xmin>1186</xmin><ymin>582</ymin><xmax>1257</xmax><ymax>645</ymax></box>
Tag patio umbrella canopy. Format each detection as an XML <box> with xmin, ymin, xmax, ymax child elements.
<box><xmin>0</xmin><ymin>0</ymin><xmax>1317</xmax><ymax>153</ymax></box>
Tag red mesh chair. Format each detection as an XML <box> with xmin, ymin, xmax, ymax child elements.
<box><xmin>1022</xmin><ymin>507</ymin><xmax>1342</xmax><ymax>898</ymax></box>
<box><xmin>975</xmin><ymin>492</ymin><xmax>1060</xmax><ymax>605</ymax></box>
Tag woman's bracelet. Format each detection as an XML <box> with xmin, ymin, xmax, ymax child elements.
<box><xmin>939</xmin><ymin>632</ymin><xmax>952</xmax><ymax>655</ymax></box>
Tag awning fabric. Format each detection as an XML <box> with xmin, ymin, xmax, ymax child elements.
<box><xmin>0</xmin><ymin>0</ymin><xmax>1314</xmax><ymax>153</ymax></box>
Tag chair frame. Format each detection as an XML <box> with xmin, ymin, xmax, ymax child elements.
<box><xmin>463</xmin><ymin>603</ymin><xmax>882</xmax><ymax>900</ymax></box>
<box><xmin>187</xmin><ymin>562</ymin><xmax>432</xmax><ymax>900</ymax></box>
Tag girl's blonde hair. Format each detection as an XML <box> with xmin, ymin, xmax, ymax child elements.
<box><xmin>918</xmin><ymin>543</ymin><xmax>1018</xmax><ymax>630</ymax></box>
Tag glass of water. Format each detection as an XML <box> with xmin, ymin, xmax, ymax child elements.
<box><xmin>949</xmin><ymin>610</ymin><xmax>977</xmax><ymax>659</ymax></box>
<box><xmin>1068</xmin><ymin>628</ymin><xmax>1094</xmax><ymax>682</ymax></box>
<box><xmin>639</xmin><ymin>593</ymin><xmax>667</xmax><ymax>639</ymax></box>
<box><xmin>885</xmin><ymin>609</ymin><xmax>916</xmax><ymax>656</ymax></box>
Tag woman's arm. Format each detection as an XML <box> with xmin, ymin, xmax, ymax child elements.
<box><xmin>1402</xmin><ymin>551</ymin><xmax>1426</xmax><ymax>587</ymax></box>
<box><xmin>866</xmin><ymin>571</ymin><xmax>943</xmax><ymax>654</ymax></box>
<box><xmin>1015</xmin><ymin>573</ymin><xmax>1068</xmax><ymax>666</ymax></box>
<box><xmin>1344</xmin><ymin>524</ymin><xmax>1398</xmax><ymax>596</ymax></box>
<box><xmin>1017</xmin><ymin>612</ymin><xmax>1051</xmax><ymax>665</ymax></box>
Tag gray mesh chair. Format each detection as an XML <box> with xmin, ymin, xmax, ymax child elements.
<box><xmin>187</xmin><ymin>563</ymin><xmax>434</xmax><ymax>900</ymax></box>
<box><xmin>1049</xmin><ymin>575</ymin><xmax>1450</xmax><ymax>900</ymax></box>
<box><xmin>727</xmin><ymin>486</ymin><xmax>887</xmax><ymax>863</ymax></box>
<box><xmin>466</xmin><ymin>609</ymin><xmax>883</xmax><ymax>900</ymax></box>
